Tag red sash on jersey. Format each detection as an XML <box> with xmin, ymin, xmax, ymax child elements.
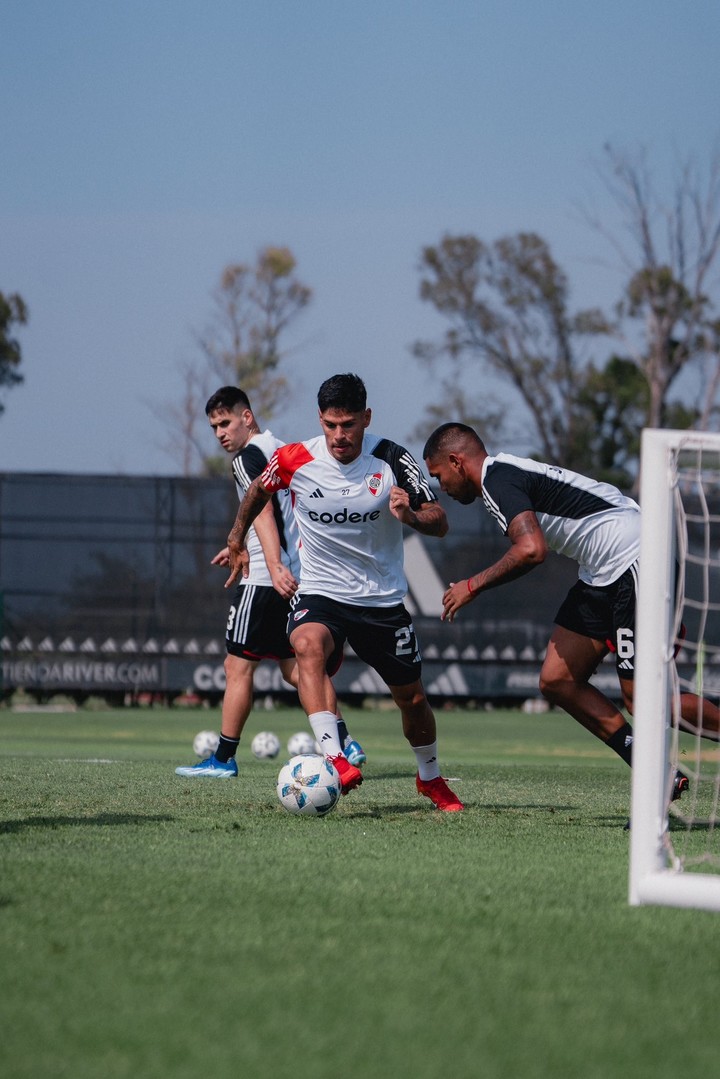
<box><xmin>261</xmin><ymin>443</ymin><xmax>314</xmax><ymax>491</ymax></box>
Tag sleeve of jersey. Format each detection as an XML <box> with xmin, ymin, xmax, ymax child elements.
<box><xmin>232</xmin><ymin>444</ymin><xmax>269</xmax><ymax>495</ymax></box>
<box><xmin>371</xmin><ymin>438</ymin><xmax>436</xmax><ymax>510</ymax></box>
<box><xmin>259</xmin><ymin>443</ymin><xmax>313</xmax><ymax>493</ymax></box>
<box><xmin>482</xmin><ymin>462</ymin><xmax>535</xmax><ymax>535</ymax></box>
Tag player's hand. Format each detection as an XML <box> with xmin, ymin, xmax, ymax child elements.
<box><xmin>225</xmin><ymin>540</ymin><xmax>250</xmax><ymax>588</ymax></box>
<box><xmin>441</xmin><ymin>580</ymin><xmax>475</xmax><ymax>623</ymax></box>
<box><xmin>388</xmin><ymin>485</ymin><xmax>412</xmax><ymax>523</ymax></box>
<box><xmin>270</xmin><ymin>563</ymin><xmax>298</xmax><ymax>600</ymax></box>
<box><xmin>211</xmin><ymin>546</ymin><xmax>230</xmax><ymax>568</ymax></box>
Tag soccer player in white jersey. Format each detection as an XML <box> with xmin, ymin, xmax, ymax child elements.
<box><xmin>225</xmin><ymin>373</ymin><xmax>463</xmax><ymax>811</ymax></box>
<box><xmin>175</xmin><ymin>386</ymin><xmax>364</xmax><ymax>779</ymax></box>
<box><xmin>423</xmin><ymin>422</ymin><xmax>720</xmax><ymax>800</ymax></box>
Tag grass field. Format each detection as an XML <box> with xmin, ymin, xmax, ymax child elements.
<box><xmin>1</xmin><ymin>703</ymin><xmax>719</xmax><ymax>1079</ymax></box>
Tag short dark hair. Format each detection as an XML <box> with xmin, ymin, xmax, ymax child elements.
<box><xmin>423</xmin><ymin>422</ymin><xmax>485</xmax><ymax>460</ymax></box>
<box><xmin>317</xmin><ymin>373</ymin><xmax>367</xmax><ymax>413</ymax></box>
<box><xmin>205</xmin><ymin>386</ymin><xmax>252</xmax><ymax>416</ymax></box>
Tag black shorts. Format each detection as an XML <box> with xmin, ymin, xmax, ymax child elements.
<box><xmin>226</xmin><ymin>583</ymin><xmax>294</xmax><ymax>662</ymax></box>
<box><xmin>554</xmin><ymin>563</ymin><xmax>638</xmax><ymax>678</ymax></box>
<box><xmin>288</xmin><ymin>592</ymin><xmax>422</xmax><ymax>686</ymax></box>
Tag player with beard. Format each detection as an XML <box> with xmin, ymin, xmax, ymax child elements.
<box><xmin>224</xmin><ymin>373</ymin><xmax>463</xmax><ymax>811</ymax></box>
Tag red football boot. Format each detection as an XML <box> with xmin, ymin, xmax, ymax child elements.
<box><xmin>416</xmin><ymin>773</ymin><xmax>464</xmax><ymax>812</ymax></box>
<box><xmin>328</xmin><ymin>753</ymin><xmax>363</xmax><ymax>794</ymax></box>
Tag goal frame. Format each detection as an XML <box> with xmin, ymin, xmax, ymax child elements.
<box><xmin>629</xmin><ymin>427</ymin><xmax>720</xmax><ymax>911</ymax></box>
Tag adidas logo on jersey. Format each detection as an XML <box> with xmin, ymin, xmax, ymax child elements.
<box><xmin>309</xmin><ymin>488</ymin><xmax>324</xmax><ymax>498</ymax></box>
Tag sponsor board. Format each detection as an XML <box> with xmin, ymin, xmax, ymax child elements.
<box><xmin>3</xmin><ymin>652</ymin><xmax>664</xmax><ymax>701</ymax></box>
<box><xmin>2</xmin><ymin>658</ymin><xmax>161</xmax><ymax>690</ymax></box>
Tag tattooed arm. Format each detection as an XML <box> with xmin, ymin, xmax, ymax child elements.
<box><xmin>388</xmin><ymin>486</ymin><xmax>448</xmax><ymax>537</ymax></box>
<box><xmin>441</xmin><ymin>510</ymin><xmax>547</xmax><ymax>622</ymax></box>
<box><xmin>224</xmin><ymin>477</ymin><xmax>274</xmax><ymax>588</ymax></box>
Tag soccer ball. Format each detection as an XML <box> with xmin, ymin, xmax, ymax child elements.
<box><xmin>251</xmin><ymin>730</ymin><xmax>281</xmax><ymax>759</ymax></box>
<box><xmin>193</xmin><ymin>730</ymin><xmax>220</xmax><ymax>759</ymax></box>
<box><xmin>287</xmin><ymin>730</ymin><xmax>319</xmax><ymax>756</ymax></box>
<box><xmin>277</xmin><ymin>755</ymin><xmax>342</xmax><ymax>817</ymax></box>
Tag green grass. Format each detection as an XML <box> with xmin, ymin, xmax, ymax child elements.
<box><xmin>1</xmin><ymin>704</ymin><xmax>719</xmax><ymax>1079</ymax></box>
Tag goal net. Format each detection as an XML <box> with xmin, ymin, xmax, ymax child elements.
<box><xmin>630</xmin><ymin>428</ymin><xmax>720</xmax><ymax>911</ymax></box>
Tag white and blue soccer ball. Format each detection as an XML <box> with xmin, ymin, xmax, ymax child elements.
<box><xmin>277</xmin><ymin>754</ymin><xmax>342</xmax><ymax>817</ymax></box>
<box><xmin>193</xmin><ymin>730</ymin><xmax>220</xmax><ymax>760</ymax></box>
<box><xmin>251</xmin><ymin>730</ymin><xmax>281</xmax><ymax>759</ymax></box>
<box><xmin>287</xmin><ymin>731</ymin><xmax>319</xmax><ymax>756</ymax></box>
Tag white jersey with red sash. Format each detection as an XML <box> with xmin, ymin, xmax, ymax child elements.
<box><xmin>259</xmin><ymin>433</ymin><xmax>436</xmax><ymax>606</ymax></box>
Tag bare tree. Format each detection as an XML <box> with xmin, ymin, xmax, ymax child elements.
<box><xmin>412</xmin><ymin>232</ymin><xmax>608</xmax><ymax>467</ymax></box>
<box><xmin>159</xmin><ymin>361</ymin><xmax>213</xmax><ymax>478</ymax></box>
<box><xmin>587</xmin><ymin>143</ymin><xmax>720</xmax><ymax>430</ymax></box>
<box><xmin>162</xmin><ymin>247</ymin><xmax>312</xmax><ymax>475</ymax></box>
<box><xmin>413</xmin><ymin>144</ymin><xmax>720</xmax><ymax>481</ymax></box>
<box><xmin>197</xmin><ymin>247</ymin><xmax>312</xmax><ymax>419</ymax></box>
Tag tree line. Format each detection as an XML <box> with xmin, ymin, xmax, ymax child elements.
<box><xmin>175</xmin><ymin>145</ymin><xmax>719</xmax><ymax>486</ymax></box>
<box><xmin>0</xmin><ymin>291</ymin><xmax>26</xmax><ymax>416</ymax></box>
<box><xmin>4</xmin><ymin>143</ymin><xmax>719</xmax><ymax>487</ymax></box>
<box><xmin>412</xmin><ymin>144</ymin><xmax>720</xmax><ymax>485</ymax></box>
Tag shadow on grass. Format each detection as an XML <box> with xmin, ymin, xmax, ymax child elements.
<box><xmin>668</xmin><ymin>815</ymin><xmax>719</xmax><ymax>832</ymax></box>
<box><xmin>340</xmin><ymin>805</ymin><xmax>430</xmax><ymax>819</ymax></box>
<box><xmin>610</xmin><ymin>815</ymin><xmax>720</xmax><ymax>833</ymax></box>
<box><xmin>591</xmin><ymin>815</ymin><xmax>630</xmax><ymax>828</ymax></box>
<box><xmin>0</xmin><ymin>813</ymin><xmax>174</xmax><ymax>834</ymax></box>
<box><xmin>362</xmin><ymin>772</ymin><xmax>414</xmax><ymax>781</ymax></box>
<box><xmin>474</xmin><ymin>802</ymin><xmax>577</xmax><ymax>812</ymax></box>
<box><xmin>341</xmin><ymin>801</ymin><xmax>583</xmax><ymax>819</ymax></box>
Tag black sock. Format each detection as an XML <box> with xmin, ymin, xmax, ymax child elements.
<box><xmin>606</xmin><ymin>722</ymin><xmax>633</xmax><ymax>766</ymax></box>
<box><xmin>215</xmin><ymin>735</ymin><xmax>240</xmax><ymax>763</ymax></box>
<box><xmin>336</xmin><ymin>719</ymin><xmax>349</xmax><ymax>745</ymax></box>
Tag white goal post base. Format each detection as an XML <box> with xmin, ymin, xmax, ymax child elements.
<box><xmin>631</xmin><ymin>870</ymin><xmax>720</xmax><ymax>913</ymax></box>
<box><xmin>629</xmin><ymin>428</ymin><xmax>720</xmax><ymax>912</ymax></box>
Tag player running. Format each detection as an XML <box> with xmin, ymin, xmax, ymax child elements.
<box><xmin>224</xmin><ymin>373</ymin><xmax>463</xmax><ymax>811</ymax></box>
<box><xmin>175</xmin><ymin>386</ymin><xmax>364</xmax><ymax>779</ymax></box>
<box><xmin>423</xmin><ymin>422</ymin><xmax>720</xmax><ymax>804</ymax></box>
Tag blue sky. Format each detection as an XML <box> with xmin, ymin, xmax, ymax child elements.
<box><xmin>1</xmin><ymin>0</ymin><xmax>718</xmax><ymax>474</ymax></box>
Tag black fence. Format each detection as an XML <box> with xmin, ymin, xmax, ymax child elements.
<box><xmin>2</xmin><ymin>470</ymin><xmax>601</xmax><ymax>705</ymax></box>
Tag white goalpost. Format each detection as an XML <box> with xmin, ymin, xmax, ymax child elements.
<box><xmin>630</xmin><ymin>428</ymin><xmax>720</xmax><ymax>911</ymax></box>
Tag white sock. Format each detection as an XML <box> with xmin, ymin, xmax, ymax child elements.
<box><xmin>309</xmin><ymin>711</ymin><xmax>343</xmax><ymax>757</ymax></box>
<box><xmin>412</xmin><ymin>742</ymin><xmax>441</xmax><ymax>781</ymax></box>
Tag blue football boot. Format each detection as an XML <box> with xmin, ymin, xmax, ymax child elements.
<box><xmin>343</xmin><ymin>739</ymin><xmax>367</xmax><ymax>767</ymax></box>
<box><xmin>175</xmin><ymin>754</ymin><xmax>238</xmax><ymax>778</ymax></box>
